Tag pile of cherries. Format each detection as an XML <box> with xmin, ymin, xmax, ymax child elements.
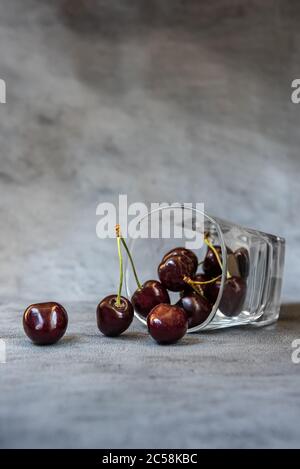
<box><xmin>23</xmin><ymin>226</ymin><xmax>248</xmax><ymax>346</ymax></box>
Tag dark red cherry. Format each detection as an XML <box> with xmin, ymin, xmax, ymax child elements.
<box><xmin>96</xmin><ymin>295</ymin><xmax>134</xmax><ymax>337</ymax></box>
<box><xmin>158</xmin><ymin>254</ymin><xmax>196</xmax><ymax>291</ymax></box>
<box><xmin>162</xmin><ymin>247</ymin><xmax>198</xmax><ymax>273</ymax></box>
<box><xmin>177</xmin><ymin>292</ymin><xmax>212</xmax><ymax>328</ymax></box>
<box><xmin>206</xmin><ymin>276</ymin><xmax>247</xmax><ymax>317</ymax></box>
<box><xmin>203</xmin><ymin>245</ymin><xmax>233</xmax><ymax>277</ymax></box>
<box><xmin>23</xmin><ymin>302</ymin><xmax>68</xmax><ymax>345</ymax></box>
<box><xmin>147</xmin><ymin>304</ymin><xmax>188</xmax><ymax>344</ymax></box>
<box><xmin>234</xmin><ymin>248</ymin><xmax>250</xmax><ymax>278</ymax></box>
<box><xmin>205</xmin><ymin>279</ymin><xmax>221</xmax><ymax>305</ymax></box>
<box><xmin>220</xmin><ymin>277</ymin><xmax>247</xmax><ymax>316</ymax></box>
<box><xmin>227</xmin><ymin>248</ymin><xmax>250</xmax><ymax>279</ymax></box>
<box><xmin>182</xmin><ymin>272</ymin><xmax>211</xmax><ymax>297</ymax></box>
<box><xmin>131</xmin><ymin>280</ymin><xmax>170</xmax><ymax>318</ymax></box>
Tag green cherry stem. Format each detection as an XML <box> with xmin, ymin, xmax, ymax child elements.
<box><xmin>115</xmin><ymin>227</ymin><xmax>123</xmax><ymax>308</ymax></box>
<box><xmin>116</xmin><ymin>226</ymin><xmax>142</xmax><ymax>290</ymax></box>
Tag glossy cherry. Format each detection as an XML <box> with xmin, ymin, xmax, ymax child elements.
<box><xmin>97</xmin><ymin>295</ymin><xmax>133</xmax><ymax>336</ymax></box>
<box><xmin>204</xmin><ymin>276</ymin><xmax>222</xmax><ymax>303</ymax></box>
<box><xmin>203</xmin><ymin>244</ymin><xmax>233</xmax><ymax>277</ymax></box>
<box><xmin>227</xmin><ymin>248</ymin><xmax>250</xmax><ymax>279</ymax></box>
<box><xmin>220</xmin><ymin>277</ymin><xmax>247</xmax><ymax>316</ymax></box>
<box><xmin>132</xmin><ymin>280</ymin><xmax>170</xmax><ymax>318</ymax></box>
<box><xmin>147</xmin><ymin>304</ymin><xmax>188</xmax><ymax>344</ymax></box>
<box><xmin>158</xmin><ymin>254</ymin><xmax>197</xmax><ymax>291</ymax></box>
<box><xmin>23</xmin><ymin>302</ymin><xmax>68</xmax><ymax>345</ymax></box>
<box><xmin>234</xmin><ymin>247</ymin><xmax>250</xmax><ymax>278</ymax></box>
<box><xmin>162</xmin><ymin>247</ymin><xmax>198</xmax><ymax>273</ymax></box>
<box><xmin>206</xmin><ymin>276</ymin><xmax>247</xmax><ymax>317</ymax></box>
<box><xmin>177</xmin><ymin>292</ymin><xmax>212</xmax><ymax>328</ymax></box>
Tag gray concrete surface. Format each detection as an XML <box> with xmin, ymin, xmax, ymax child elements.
<box><xmin>1</xmin><ymin>0</ymin><xmax>300</xmax><ymax>449</ymax></box>
<box><xmin>1</xmin><ymin>302</ymin><xmax>300</xmax><ymax>449</ymax></box>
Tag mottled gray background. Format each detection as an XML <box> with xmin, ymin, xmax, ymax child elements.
<box><xmin>0</xmin><ymin>0</ymin><xmax>299</xmax><ymax>304</ymax></box>
<box><xmin>1</xmin><ymin>0</ymin><xmax>300</xmax><ymax>450</ymax></box>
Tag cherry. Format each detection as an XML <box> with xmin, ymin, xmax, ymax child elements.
<box><xmin>227</xmin><ymin>248</ymin><xmax>250</xmax><ymax>279</ymax></box>
<box><xmin>234</xmin><ymin>247</ymin><xmax>250</xmax><ymax>278</ymax></box>
<box><xmin>132</xmin><ymin>280</ymin><xmax>170</xmax><ymax>318</ymax></box>
<box><xmin>96</xmin><ymin>225</ymin><xmax>133</xmax><ymax>337</ymax></box>
<box><xmin>23</xmin><ymin>302</ymin><xmax>68</xmax><ymax>345</ymax></box>
<box><xmin>97</xmin><ymin>295</ymin><xmax>133</xmax><ymax>336</ymax></box>
<box><xmin>221</xmin><ymin>277</ymin><xmax>247</xmax><ymax>316</ymax></box>
<box><xmin>162</xmin><ymin>247</ymin><xmax>198</xmax><ymax>273</ymax></box>
<box><xmin>177</xmin><ymin>292</ymin><xmax>212</xmax><ymax>328</ymax></box>
<box><xmin>206</xmin><ymin>276</ymin><xmax>247</xmax><ymax>317</ymax></box>
<box><xmin>158</xmin><ymin>254</ymin><xmax>196</xmax><ymax>291</ymax></box>
<box><xmin>203</xmin><ymin>244</ymin><xmax>233</xmax><ymax>277</ymax></box>
<box><xmin>147</xmin><ymin>304</ymin><xmax>188</xmax><ymax>344</ymax></box>
<box><xmin>204</xmin><ymin>278</ymin><xmax>221</xmax><ymax>305</ymax></box>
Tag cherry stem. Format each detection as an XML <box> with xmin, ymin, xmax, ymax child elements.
<box><xmin>184</xmin><ymin>275</ymin><xmax>222</xmax><ymax>286</ymax></box>
<box><xmin>183</xmin><ymin>274</ymin><xmax>221</xmax><ymax>297</ymax></box>
<box><xmin>183</xmin><ymin>276</ymin><xmax>205</xmax><ymax>296</ymax></box>
<box><xmin>204</xmin><ymin>236</ymin><xmax>230</xmax><ymax>279</ymax></box>
<box><xmin>116</xmin><ymin>225</ymin><xmax>142</xmax><ymax>290</ymax></box>
<box><xmin>116</xmin><ymin>230</ymin><xmax>123</xmax><ymax>308</ymax></box>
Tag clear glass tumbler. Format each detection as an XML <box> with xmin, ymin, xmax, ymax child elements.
<box><xmin>125</xmin><ymin>206</ymin><xmax>285</xmax><ymax>332</ymax></box>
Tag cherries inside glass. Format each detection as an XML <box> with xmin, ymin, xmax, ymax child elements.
<box><xmin>126</xmin><ymin>227</ymin><xmax>249</xmax><ymax>337</ymax></box>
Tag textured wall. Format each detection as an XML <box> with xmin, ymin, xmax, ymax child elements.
<box><xmin>0</xmin><ymin>0</ymin><xmax>299</xmax><ymax>304</ymax></box>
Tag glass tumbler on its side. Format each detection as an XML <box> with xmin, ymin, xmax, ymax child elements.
<box><xmin>125</xmin><ymin>206</ymin><xmax>285</xmax><ymax>332</ymax></box>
